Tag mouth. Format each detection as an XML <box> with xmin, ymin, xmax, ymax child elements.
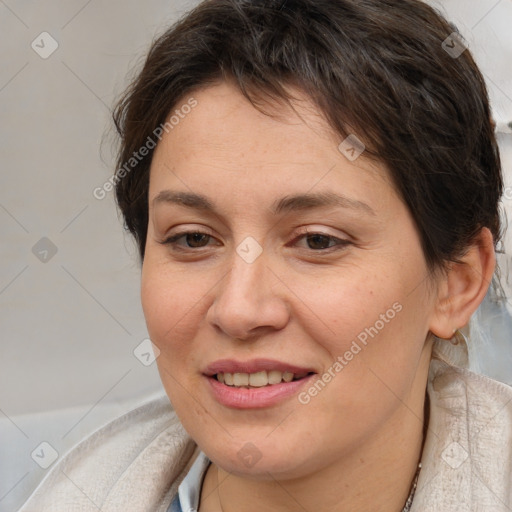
<box><xmin>203</xmin><ymin>359</ymin><xmax>317</xmax><ymax>408</ymax></box>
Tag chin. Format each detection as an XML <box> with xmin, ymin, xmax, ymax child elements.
<box><xmin>201</xmin><ymin>436</ymin><xmax>317</xmax><ymax>480</ymax></box>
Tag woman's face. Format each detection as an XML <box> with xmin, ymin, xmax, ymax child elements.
<box><xmin>142</xmin><ymin>81</ymin><xmax>438</xmax><ymax>479</ymax></box>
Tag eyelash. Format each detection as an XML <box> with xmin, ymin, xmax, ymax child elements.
<box><xmin>159</xmin><ymin>229</ymin><xmax>351</xmax><ymax>253</ymax></box>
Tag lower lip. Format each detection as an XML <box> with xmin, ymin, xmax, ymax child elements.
<box><xmin>206</xmin><ymin>374</ymin><xmax>315</xmax><ymax>409</ymax></box>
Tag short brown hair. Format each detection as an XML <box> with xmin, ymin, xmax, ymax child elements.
<box><xmin>113</xmin><ymin>0</ymin><xmax>503</xmax><ymax>269</ymax></box>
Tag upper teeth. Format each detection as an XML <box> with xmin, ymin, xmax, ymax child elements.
<box><xmin>216</xmin><ymin>371</ymin><xmax>308</xmax><ymax>387</ymax></box>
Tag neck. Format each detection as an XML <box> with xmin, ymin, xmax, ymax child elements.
<box><xmin>200</xmin><ymin>355</ymin><xmax>431</xmax><ymax>512</ymax></box>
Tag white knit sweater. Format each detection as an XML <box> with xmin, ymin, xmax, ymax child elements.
<box><xmin>19</xmin><ymin>338</ymin><xmax>512</xmax><ymax>511</ymax></box>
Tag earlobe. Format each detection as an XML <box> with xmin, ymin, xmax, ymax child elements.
<box><xmin>429</xmin><ymin>227</ymin><xmax>496</xmax><ymax>339</ymax></box>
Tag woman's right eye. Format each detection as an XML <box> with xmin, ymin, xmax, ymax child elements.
<box><xmin>160</xmin><ymin>231</ymin><xmax>218</xmax><ymax>250</ymax></box>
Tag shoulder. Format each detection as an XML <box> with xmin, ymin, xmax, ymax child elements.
<box><xmin>19</xmin><ymin>394</ymin><xmax>197</xmax><ymax>512</ymax></box>
<box><xmin>429</xmin><ymin>336</ymin><xmax>512</xmax><ymax>446</ymax></box>
<box><xmin>414</xmin><ymin>359</ymin><xmax>512</xmax><ymax>511</ymax></box>
<box><xmin>429</xmin><ymin>358</ymin><xmax>512</xmax><ymax>438</ymax></box>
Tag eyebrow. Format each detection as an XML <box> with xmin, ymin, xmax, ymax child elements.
<box><xmin>152</xmin><ymin>190</ymin><xmax>376</xmax><ymax>216</ymax></box>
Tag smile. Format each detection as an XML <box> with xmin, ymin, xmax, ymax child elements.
<box><xmin>215</xmin><ymin>370</ymin><xmax>312</xmax><ymax>388</ymax></box>
<box><xmin>204</xmin><ymin>359</ymin><xmax>317</xmax><ymax>408</ymax></box>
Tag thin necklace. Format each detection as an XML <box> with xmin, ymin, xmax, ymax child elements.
<box><xmin>402</xmin><ymin>462</ymin><xmax>422</xmax><ymax>512</ymax></box>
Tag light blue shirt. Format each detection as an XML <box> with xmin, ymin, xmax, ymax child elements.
<box><xmin>167</xmin><ymin>451</ymin><xmax>211</xmax><ymax>512</ymax></box>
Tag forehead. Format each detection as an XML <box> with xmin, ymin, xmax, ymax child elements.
<box><xmin>148</xmin><ymin>81</ymin><xmax>396</xmax><ymax>211</ymax></box>
<box><xmin>160</xmin><ymin>83</ymin><xmax>337</xmax><ymax>163</ymax></box>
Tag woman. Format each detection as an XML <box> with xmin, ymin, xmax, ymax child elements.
<box><xmin>20</xmin><ymin>0</ymin><xmax>512</xmax><ymax>510</ymax></box>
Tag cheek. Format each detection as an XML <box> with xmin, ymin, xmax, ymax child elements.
<box><xmin>141</xmin><ymin>261</ymin><xmax>205</xmax><ymax>362</ymax></box>
<box><xmin>141</xmin><ymin>264</ymin><xmax>210</xmax><ymax>416</ymax></box>
<box><xmin>290</xmin><ymin>267</ymin><xmax>397</xmax><ymax>354</ymax></box>
<box><xmin>296</xmin><ymin>262</ymin><xmax>429</xmax><ymax>395</ymax></box>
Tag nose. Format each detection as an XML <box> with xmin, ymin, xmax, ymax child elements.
<box><xmin>206</xmin><ymin>248</ymin><xmax>290</xmax><ymax>341</ymax></box>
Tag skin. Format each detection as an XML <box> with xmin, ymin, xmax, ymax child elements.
<box><xmin>141</xmin><ymin>80</ymin><xmax>495</xmax><ymax>512</ymax></box>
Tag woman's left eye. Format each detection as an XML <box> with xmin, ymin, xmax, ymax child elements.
<box><xmin>293</xmin><ymin>232</ymin><xmax>351</xmax><ymax>251</ymax></box>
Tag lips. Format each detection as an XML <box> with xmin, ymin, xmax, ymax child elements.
<box><xmin>203</xmin><ymin>358</ymin><xmax>317</xmax><ymax>408</ymax></box>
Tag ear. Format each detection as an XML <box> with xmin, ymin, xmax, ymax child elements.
<box><xmin>429</xmin><ymin>227</ymin><xmax>496</xmax><ymax>339</ymax></box>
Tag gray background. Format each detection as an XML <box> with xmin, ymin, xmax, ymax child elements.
<box><xmin>0</xmin><ymin>0</ymin><xmax>511</xmax><ymax>510</ymax></box>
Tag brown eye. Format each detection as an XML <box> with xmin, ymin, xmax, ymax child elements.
<box><xmin>161</xmin><ymin>231</ymin><xmax>217</xmax><ymax>249</ymax></box>
<box><xmin>305</xmin><ymin>234</ymin><xmax>335</xmax><ymax>250</ymax></box>
<box><xmin>293</xmin><ymin>231</ymin><xmax>351</xmax><ymax>252</ymax></box>
<box><xmin>183</xmin><ymin>233</ymin><xmax>211</xmax><ymax>248</ymax></box>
